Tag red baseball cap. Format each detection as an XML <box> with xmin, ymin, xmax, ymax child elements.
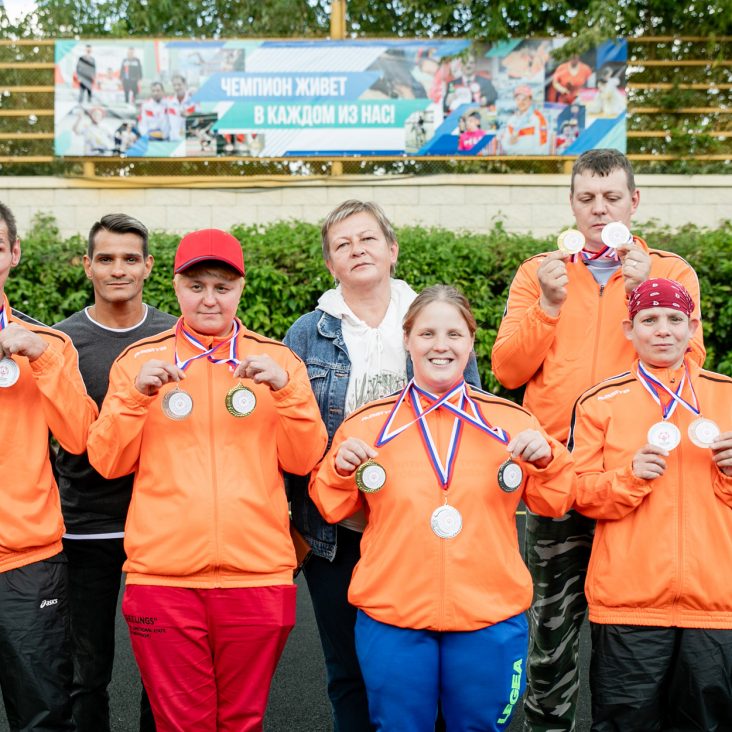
<box><xmin>174</xmin><ymin>229</ymin><xmax>245</xmax><ymax>276</ymax></box>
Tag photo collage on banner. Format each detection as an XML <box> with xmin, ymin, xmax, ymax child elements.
<box><xmin>54</xmin><ymin>38</ymin><xmax>626</xmax><ymax>158</ymax></box>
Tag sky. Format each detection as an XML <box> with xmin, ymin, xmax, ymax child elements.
<box><xmin>2</xmin><ymin>0</ymin><xmax>37</xmax><ymax>23</ymax></box>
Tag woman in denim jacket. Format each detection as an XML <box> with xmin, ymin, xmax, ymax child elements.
<box><xmin>284</xmin><ymin>200</ymin><xmax>480</xmax><ymax>731</ymax></box>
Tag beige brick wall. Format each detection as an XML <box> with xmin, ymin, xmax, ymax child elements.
<box><xmin>1</xmin><ymin>174</ymin><xmax>730</xmax><ymax>239</ymax></box>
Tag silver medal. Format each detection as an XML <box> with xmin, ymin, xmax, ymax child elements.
<box><xmin>647</xmin><ymin>421</ymin><xmax>681</xmax><ymax>450</ymax></box>
<box><xmin>688</xmin><ymin>417</ymin><xmax>721</xmax><ymax>448</ymax></box>
<box><xmin>601</xmin><ymin>221</ymin><xmax>632</xmax><ymax>249</ymax></box>
<box><xmin>498</xmin><ymin>459</ymin><xmax>524</xmax><ymax>493</ymax></box>
<box><xmin>430</xmin><ymin>504</ymin><xmax>463</xmax><ymax>539</ymax></box>
<box><xmin>162</xmin><ymin>388</ymin><xmax>194</xmax><ymax>420</ymax></box>
<box><xmin>0</xmin><ymin>357</ymin><xmax>20</xmax><ymax>388</ymax></box>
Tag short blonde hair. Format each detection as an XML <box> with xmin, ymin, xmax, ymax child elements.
<box><xmin>320</xmin><ymin>200</ymin><xmax>398</xmax><ymax>276</ymax></box>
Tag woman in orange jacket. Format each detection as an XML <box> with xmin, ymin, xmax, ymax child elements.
<box><xmin>570</xmin><ymin>278</ymin><xmax>732</xmax><ymax>731</ymax></box>
<box><xmin>87</xmin><ymin>229</ymin><xmax>327</xmax><ymax>732</ymax></box>
<box><xmin>310</xmin><ymin>285</ymin><xmax>575</xmax><ymax>731</ymax></box>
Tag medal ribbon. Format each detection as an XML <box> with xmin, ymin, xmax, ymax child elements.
<box><xmin>375</xmin><ymin>379</ymin><xmax>463</xmax><ymax>447</ymax></box>
<box><xmin>411</xmin><ymin>383</ymin><xmax>510</xmax><ymax>445</ymax></box>
<box><xmin>0</xmin><ymin>307</ymin><xmax>6</xmax><ymax>330</ymax></box>
<box><xmin>375</xmin><ymin>380</ymin><xmax>511</xmax><ymax>448</ymax></box>
<box><xmin>411</xmin><ymin>385</ymin><xmax>464</xmax><ymax>489</ymax></box>
<box><xmin>636</xmin><ymin>360</ymin><xmax>700</xmax><ymax>420</ymax></box>
<box><xmin>375</xmin><ymin>380</ymin><xmax>511</xmax><ymax>489</ymax></box>
<box><xmin>175</xmin><ymin>318</ymin><xmax>240</xmax><ymax>371</ymax></box>
<box><xmin>571</xmin><ymin>246</ymin><xmax>619</xmax><ymax>264</ymax></box>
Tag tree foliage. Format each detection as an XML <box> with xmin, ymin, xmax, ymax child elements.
<box><xmin>4</xmin><ymin>1</ymin><xmax>732</xmax><ymax>41</ymax></box>
<box><xmin>7</xmin><ymin>213</ymin><xmax>732</xmax><ymax>396</ymax></box>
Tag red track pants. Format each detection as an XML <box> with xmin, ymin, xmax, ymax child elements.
<box><xmin>123</xmin><ymin>584</ymin><xmax>296</xmax><ymax>731</ymax></box>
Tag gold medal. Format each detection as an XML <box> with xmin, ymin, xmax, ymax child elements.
<box><xmin>161</xmin><ymin>387</ymin><xmax>194</xmax><ymax>420</ymax></box>
<box><xmin>355</xmin><ymin>461</ymin><xmax>387</xmax><ymax>493</ymax></box>
<box><xmin>557</xmin><ymin>229</ymin><xmax>585</xmax><ymax>254</ymax></box>
<box><xmin>225</xmin><ymin>383</ymin><xmax>256</xmax><ymax>417</ymax></box>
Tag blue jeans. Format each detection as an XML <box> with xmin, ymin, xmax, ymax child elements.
<box><xmin>356</xmin><ymin>611</ymin><xmax>528</xmax><ymax>731</ymax></box>
<box><xmin>63</xmin><ymin>537</ymin><xmax>155</xmax><ymax>732</ymax></box>
<box><xmin>303</xmin><ymin>525</ymin><xmax>373</xmax><ymax>732</ymax></box>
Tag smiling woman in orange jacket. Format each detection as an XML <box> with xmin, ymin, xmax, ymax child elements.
<box><xmin>571</xmin><ymin>278</ymin><xmax>732</xmax><ymax>731</ymax></box>
<box><xmin>87</xmin><ymin>229</ymin><xmax>327</xmax><ymax>732</ymax></box>
<box><xmin>310</xmin><ymin>285</ymin><xmax>575</xmax><ymax>731</ymax></box>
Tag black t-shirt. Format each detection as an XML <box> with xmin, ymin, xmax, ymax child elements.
<box><xmin>54</xmin><ymin>305</ymin><xmax>176</xmax><ymax>535</ymax></box>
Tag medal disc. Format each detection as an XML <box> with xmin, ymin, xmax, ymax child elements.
<box><xmin>688</xmin><ymin>417</ymin><xmax>721</xmax><ymax>448</ymax></box>
<box><xmin>498</xmin><ymin>459</ymin><xmax>524</xmax><ymax>493</ymax></box>
<box><xmin>601</xmin><ymin>221</ymin><xmax>632</xmax><ymax>249</ymax></box>
<box><xmin>647</xmin><ymin>421</ymin><xmax>681</xmax><ymax>450</ymax></box>
<box><xmin>225</xmin><ymin>384</ymin><xmax>256</xmax><ymax>417</ymax></box>
<box><xmin>0</xmin><ymin>357</ymin><xmax>20</xmax><ymax>388</ymax></box>
<box><xmin>430</xmin><ymin>504</ymin><xmax>463</xmax><ymax>539</ymax></box>
<box><xmin>557</xmin><ymin>229</ymin><xmax>585</xmax><ymax>254</ymax></box>
<box><xmin>162</xmin><ymin>389</ymin><xmax>194</xmax><ymax>420</ymax></box>
<box><xmin>355</xmin><ymin>461</ymin><xmax>387</xmax><ymax>493</ymax></box>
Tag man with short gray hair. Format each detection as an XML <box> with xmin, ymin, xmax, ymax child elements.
<box><xmin>492</xmin><ymin>149</ymin><xmax>704</xmax><ymax>731</ymax></box>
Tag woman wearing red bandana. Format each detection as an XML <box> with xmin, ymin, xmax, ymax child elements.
<box><xmin>570</xmin><ymin>278</ymin><xmax>732</xmax><ymax>731</ymax></box>
<box><xmin>310</xmin><ymin>286</ymin><xmax>575</xmax><ymax>731</ymax></box>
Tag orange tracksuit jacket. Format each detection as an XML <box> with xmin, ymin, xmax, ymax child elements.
<box><xmin>570</xmin><ymin>359</ymin><xmax>732</xmax><ymax>629</ymax></box>
<box><xmin>0</xmin><ymin>296</ymin><xmax>98</xmax><ymax>573</ymax></box>
<box><xmin>87</xmin><ymin>319</ymin><xmax>327</xmax><ymax>588</ymax></box>
<box><xmin>492</xmin><ymin>237</ymin><xmax>705</xmax><ymax>442</ymax></box>
<box><xmin>309</xmin><ymin>385</ymin><xmax>575</xmax><ymax>632</ymax></box>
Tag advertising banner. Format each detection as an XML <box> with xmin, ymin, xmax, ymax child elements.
<box><xmin>54</xmin><ymin>38</ymin><xmax>626</xmax><ymax>158</ymax></box>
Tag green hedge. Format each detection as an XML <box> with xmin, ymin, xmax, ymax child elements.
<box><xmin>7</xmin><ymin>213</ymin><xmax>732</xmax><ymax>396</ymax></box>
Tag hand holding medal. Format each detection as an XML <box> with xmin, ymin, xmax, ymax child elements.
<box><xmin>506</xmin><ymin>429</ymin><xmax>552</xmax><ymax>468</ymax></box>
<box><xmin>537</xmin><ymin>250</ymin><xmax>571</xmax><ymax>316</ymax></box>
<box><xmin>135</xmin><ymin>359</ymin><xmax>186</xmax><ymax>397</ymax></box>
<box><xmin>496</xmin><ymin>429</ymin><xmax>552</xmax><ymax>493</ymax></box>
<box><xmin>0</xmin><ymin>322</ymin><xmax>48</xmax><ymax>363</ymax></box>
<box><xmin>612</xmin><ymin>231</ymin><xmax>650</xmax><ymax>295</ymax></box>
<box><xmin>710</xmin><ymin>430</ymin><xmax>732</xmax><ymax>477</ymax></box>
<box><xmin>334</xmin><ymin>437</ymin><xmax>379</xmax><ymax>479</ymax></box>
<box><xmin>234</xmin><ymin>355</ymin><xmax>288</xmax><ymax>392</ymax></box>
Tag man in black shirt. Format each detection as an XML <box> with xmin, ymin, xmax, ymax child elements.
<box><xmin>55</xmin><ymin>214</ymin><xmax>176</xmax><ymax>732</ymax></box>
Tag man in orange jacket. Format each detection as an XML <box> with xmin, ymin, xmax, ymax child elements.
<box><xmin>570</xmin><ymin>278</ymin><xmax>732</xmax><ymax>730</ymax></box>
<box><xmin>0</xmin><ymin>201</ymin><xmax>98</xmax><ymax>730</ymax></box>
<box><xmin>491</xmin><ymin>149</ymin><xmax>705</xmax><ymax>731</ymax></box>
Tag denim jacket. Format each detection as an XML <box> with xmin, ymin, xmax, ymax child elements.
<box><xmin>284</xmin><ymin>308</ymin><xmax>481</xmax><ymax>560</ymax></box>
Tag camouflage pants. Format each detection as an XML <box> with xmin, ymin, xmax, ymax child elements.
<box><xmin>522</xmin><ymin>509</ymin><xmax>595</xmax><ymax>732</ymax></box>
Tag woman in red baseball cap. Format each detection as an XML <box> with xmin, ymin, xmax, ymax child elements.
<box><xmin>88</xmin><ymin>229</ymin><xmax>327</xmax><ymax>731</ymax></box>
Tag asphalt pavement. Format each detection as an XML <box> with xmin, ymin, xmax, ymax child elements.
<box><xmin>0</xmin><ymin>513</ymin><xmax>591</xmax><ymax>731</ymax></box>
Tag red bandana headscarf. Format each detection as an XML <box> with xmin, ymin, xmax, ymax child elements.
<box><xmin>628</xmin><ymin>278</ymin><xmax>695</xmax><ymax>320</ymax></box>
